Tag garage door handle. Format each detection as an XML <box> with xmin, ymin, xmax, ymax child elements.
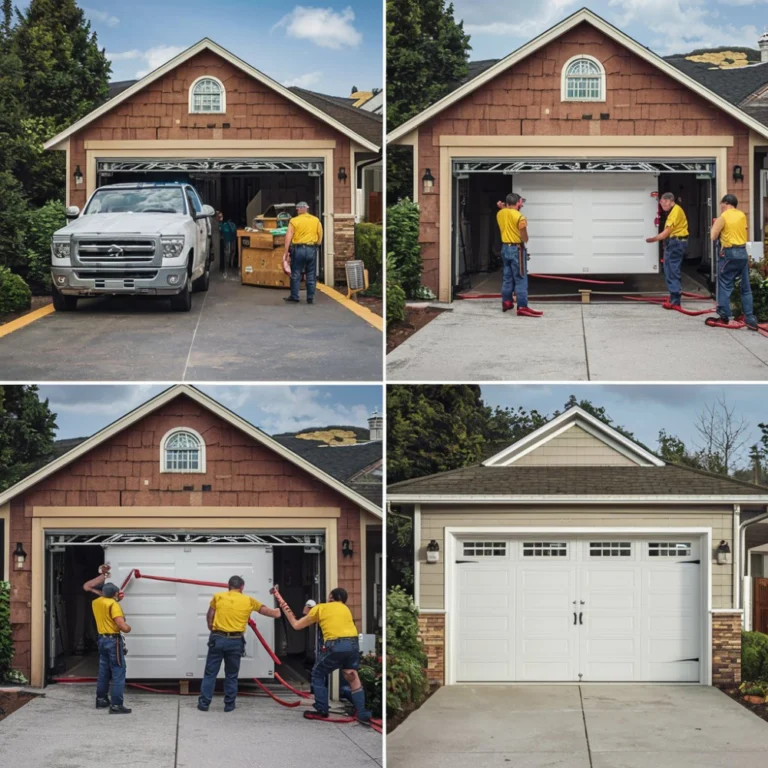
<box><xmin>579</xmin><ymin>612</ymin><xmax>583</xmax><ymax>625</ymax></box>
<box><xmin>573</xmin><ymin>612</ymin><xmax>577</xmax><ymax>625</ymax></box>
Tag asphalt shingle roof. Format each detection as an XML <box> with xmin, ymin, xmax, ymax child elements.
<box><xmin>664</xmin><ymin>56</ymin><xmax>768</xmax><ymax>105</ymax></box>
<box><xmin>388</xmin><ymin>465</ymin><xmax>768</xmax><ymax>497</ymax></box>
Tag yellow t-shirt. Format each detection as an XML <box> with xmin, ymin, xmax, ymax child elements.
<box><xmin>210</xmin><ymin>591</ymin><xmax>264</xmax><ymax>633</ymax></box>
<box><xmin>665</xmin><ymin>204</ymin><xmax>689</xmax><ymax>238</ymax></box>
<box><xmin>290</xmin><ymin>212</ymin><xmax>323</xmax><ymax>245</ymax></box>
<box><xmin>719</xmin><ymin>208</ymin><xmax>747</xmax><ymax>248</ymax></box>
<box><xmin>307</xmin><ymin>602</ymin><xmax>358</xmax><ymax>641</ymax></box>
<box><xmin>496</xmin><ymin>208</ymin><xmax>527</xmax><ymax>244</ymax></box>
<box><xmin>92</xmin><ymin>596</ymin><xmax>124</xmax><ymax>634</ymax></box>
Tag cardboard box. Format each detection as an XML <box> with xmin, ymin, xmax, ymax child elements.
<box><xmin>241</xmin><ymin>246</ymin><xmax>290</xmax><ymax>288</ymax></box>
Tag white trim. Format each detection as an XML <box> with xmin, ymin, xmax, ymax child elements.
<box><xmin>483</xmin><ymin>407</ymin><xmax>664</xmax><ymax>467</ymax></box>
<box><xmin>418</xmin><ymin>608</ymin><xmax>446</xmax><ymax>614</ymax></box>
<box><xmin>388</xmin><ymin>494</ymin><xmax>768</xmax><ymax>505</ymax></box>
<box><xmin>0</xmin><ymin>503</ymin><xmax>8</xmax><ymax>582</ymax></box>
<box><xmin>414</xmin><ymin>503</ymin><xmax>421</xmax><ymax>607</ymax></box>
<box><xmin>442</xmin><ymin>526</ymin><xmax>712</xmax><ymax>686</ymax></box>
<box><xmin>386</xmin><ymin>8</ymin><xmax>768</xmax><ymax>144</ymax></box>
<box><xmin>44</xmin><ymin>39</ymin><xmax>379</xmax><ymax>152</ymax></box>
<box><xmin>188</xmin><ymin>75</ymin><xmax>226</xmax><ymax>114</ymax></box>
<box><xmin>159</xmin><ymin>427</ymin><xmax>207</xmax><ymax>474</ymax></box>
<box><xmin>710</xmin><ymin>609</ymin><xmax>744</xmax><ymax>614</ymax></box>
<box><xmin>561</xmin><ymin>54</ymin><xmax>606</xmax><ymax>103</ymax></box>
<box><xmin>0</xmin><ymin>385</ymin><xmax>382</xmax><ymax>519</ymax></box>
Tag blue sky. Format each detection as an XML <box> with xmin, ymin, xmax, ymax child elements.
<box><xmin>481</xmin><ymin>384</ymin><xmax>768</xmax><ymax>469</ymax></box>
<box><xmin>67</xmin><ymin>1</ymin><xmax>381</xmax><ymax>95</ymax></box>
<box><xmin>453</xmin><ymin>1</ymin><xmax>768</xmax><ymax>60</ymax></box>
<box><xmin>37</xmin><ymin>385</ymin><xmax>383</xmax><ymax>439</ymax></box>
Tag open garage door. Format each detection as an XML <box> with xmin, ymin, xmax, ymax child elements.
<box><xmin>454</xmin><ymin>536</ymin><xmax>703</xmax><ymax>683</ymax></box>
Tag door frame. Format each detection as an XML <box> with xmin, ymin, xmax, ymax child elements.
<box><xmin>444</xmin><ymin>526</ymin><xmax>713</xmax><ymax>686</ymax></box>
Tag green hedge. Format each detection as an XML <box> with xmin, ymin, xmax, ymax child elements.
<box><xmin>355</xmin><ymin>222</ymin><xmax>382</xmax><ymax>286</ymax></box>
<box><xmin>25</xmin><ymin>201</ymin><xmax>66</xmax><ymax>294</ymax></box>
<box><xmin>0</xmin><ymin>266</ymin><xmax>31</xmax><ymax>314</ymax></box>
<box><xmin>386</xmin><ymin>254</ymin><xmax>406</xmax><ymax>329</ymax></box>
<box><xmin>742</xmin><ymin>630</ymin><xmax>768</xmax><ymax>682</ymax></box>
<box><xmin>387</xmin><ymin>198</ymin><xmax>422</xmax><ymax>299</ymax></box>
<box><xmin>357</xmin><ymin>652</ymin><xmax>383</xmax><ymax>718</ymax></box>
<box><xmin>0</xmin><ymin>581</ymin><xmax>12</xmax><ymax>682</ymax></box>
<box><xmin>386</xmin><ymin>587</ymin><xmax>429</xmax><ymax>715</ymax></box>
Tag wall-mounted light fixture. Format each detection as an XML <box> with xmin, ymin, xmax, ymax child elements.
<box><xmin>716</xmin><ymin>540</ymin><xmax>731</xmax><ymax>565</ymax></box>
<box><xmin>426</xmin><ymin>539</ymin><xmax>440</xmax><ymax>564</ymax></box>
<box><xmin>337</xmin><ymin>166</ymin><xmax>347</xmax><ymax>183</ymax></box>
<box><xmin>342</xmin><ymin>539</ymin><xmax>354</xmax><ymax>558</ymax></box>
<box><xmin>13</xmin><ymin>542</ymin><xmax>27</xmax><ymax>570</ymax></box>
<box><xmin>422</xmin><ymin>168</ymin><xmax>435</xmax><ymax>194</ymax></box>
<box><xmin>73</xmin><ymin>165</ymin><xmax>84</xmax><ymax>186</ymax></box>
<box><xmin>733</xmin><ymin>165</ymin><xmax>744</xmax><ymax>183</ymax></box>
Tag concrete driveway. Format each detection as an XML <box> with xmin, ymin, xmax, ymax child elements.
<box><xmin>387</xmin><ymin>301</ymin><xmax>768</xmax><ymax>381</ymax></box>
<box><xmin>0</xmin><ymin>273</ymin><xmax>382</xmax><ymax>381</ymax></box>
<box><xmin>388</xmin><ymin>685</ymin><xmax>768</xmax><ymax>768</ymax></box>
<box><xmin>0</xmin><ymin>684</ymin><xmax>381</xmax><ymax>768</ymax></box>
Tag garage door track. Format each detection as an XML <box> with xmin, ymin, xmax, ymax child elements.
<box><xmin>388</xmin><ymin>684</ymin><xmax>768</xmax><ymax>768</ymax></box>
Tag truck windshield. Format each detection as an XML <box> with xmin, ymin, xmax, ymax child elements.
<box><xmin>84</xmin><ymin>188</ymin><xmax>187</xmax><ymax>215</ymax></box>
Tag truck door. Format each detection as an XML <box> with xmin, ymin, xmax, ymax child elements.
<box><xmin>186</xmin><ymin>188</ymin><xmax>208</xmax><ymax>270</ymax></box>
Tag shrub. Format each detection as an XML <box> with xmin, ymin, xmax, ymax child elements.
<box><xmin>0</xmin><ymin>171</ymin><xmax>29</xmax><ymax>274</ymax></box>
<box><xmin>357</xmin><ymin>652</ymin><xmax>383</xmax><ymax>718</ymax></box>
<box><xmin>742</xmin><ymin>631</ymin><xmax>768</xmax><ymax>682</ymax></box>
<box><xmin>386</xmin><ymin>587</ymin><xmax>429</xmax><ymax>715</ymax></box>
<box><xmin>25</xmin><ymin>200</ymin><xmax>66</xmax><ymax>294</ymax></box>
<box><xmin>0</xmin><ymin>581</ymin><xmax>13</xmax><ymax>682</ymax></box>
<box><xmin>355</xmin><ymin>222</ymin><xmax>382</xmax><ymax>286</ymax></box>
<box><xmin>386</xmin><ymin>254</ymin><xmax>406</xmax><ymax>329</ymax></box>
<box><xmin>0</xmin><ymin>266</ymin><xmax>31</xmax><ymax>314</ymax></box>
<box><xmin>387</xmin><ymin>198</ymin><xmax>422</xmax><ymax>298</ymax></box>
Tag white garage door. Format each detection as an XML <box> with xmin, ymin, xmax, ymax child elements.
<box><xmin>455</xmin><ymin>537</ymin><xmax>701</xmax><ymax>683</ymax></box>
<box><xmin>514</xmin><ymin>173</ymin><xmax>659</xmax><ymax>275</ymax></box>
<box><xmin>106</xmin><ymin>545</ymin><xmax>275</xmax><ymax>680</ymax></box>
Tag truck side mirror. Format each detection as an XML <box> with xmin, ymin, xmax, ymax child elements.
<box><xmin>65</xmin><ymin>206</ymin><xmax>80</xmax><ymax>219</ymax></box>
<box><xmin>196</xmin><ymin>204</ymin><xmax>215</xmax><ymax>219</ymax></box>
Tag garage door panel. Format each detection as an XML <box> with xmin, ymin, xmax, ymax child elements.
<box><xmin>588</xmin><ymin>615</ymin><xmax>637</xmax><ymax>635</ymax></box>
<box><xmin>648</xmin><ymin>661</ymin><xmax>700</xmax><ymax>682</ymax></box>
<box><xmin>583</xmin><ymin>661</ymin><xmax>638</xmax><ymax>680</ymax></box>
<box><xmin>461</xmin><ymin>568</ymin><xmax>511</xmax><ymax>587</ymax></box>
<box><xmin>459</xmin><ymin>616</ymin><xmax>511</xmax><ymax>633</ymax></box>
<box><xmin>521</xmin><ymin>662</ymin><xmax>573</xmax><ymax>680</ymax></box>
<box><xmin>521</xmin><ymin>615</ymin><xmax>572</xmax><ymax>635</ymax></box>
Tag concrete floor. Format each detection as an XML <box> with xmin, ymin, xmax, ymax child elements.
<box><xmin>0</xmin><ymin>273</ymin><xmax>382</xmax><ymax>382</ymax></box>
<box><xmin>387</xmin><ymin>301</ymin><xmax>768</xmax><ymax>381</ymax></box>
<box><xmin>0</xmin><ymin>684</ymin><xmax>381</xmax><ymax>768</ymax></box>
<box><xmin>387</xmin><ymin>685</ymin><xmax>768</xmax><ymax>768</ymax></box>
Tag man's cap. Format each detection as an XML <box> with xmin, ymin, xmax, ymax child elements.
<box><xmin>102</xmin><ymin>583</ymin><xmax>120</xmax><ymax>598</ymax></box>
<box><xmin>296</xmin><ymin>201</ymin><xmax>309</xmax><ymax>209</ymax></box>
<box><xmin>305</xmin><ymin>599</ymin><xmax>317</xmax><ymax>607</ymax></box>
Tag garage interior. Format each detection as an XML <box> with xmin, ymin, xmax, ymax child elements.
<box><xmin>46</xmin><ymin>533</ymin><xmax>326</xmax><ymax>689</ymax></box>
<box><xmin>454</xmin><ymin>161</ymin><xmax>716</xmax><ymax>300</ymax></box>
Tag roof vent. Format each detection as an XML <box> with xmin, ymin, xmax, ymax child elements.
<box><xmin>760</xmin><ymin>30</ymin><xmax>768</xmax><ymax>62</ymax></box>
<box><xmin>368</xmin><ymin>409</ymin><xmax>383</xmax><ymax>442</ymax></box>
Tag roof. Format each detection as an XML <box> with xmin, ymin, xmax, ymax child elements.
<box><xmin>45</xmin><ymin>39</ymin><xmax>380</xmax><ymax>152</ymax></box>
<box><xmin>664</xmin><ymin>55</ymin><xmax>768</xmax><ymax>105</ymax></box>
<box><xmin>0</xmin><ymin>385</ymin><xmax>381</xmax><ymax>518</ymax></box>
<box><xmin>108</xmin><ymin>79</ymin><xmax>138</xmax><ymax>99</ymax></box>
<box><xmin>387</xmin><ymin>7</ymin><xmax>768</xmax><ymax>144</ymax></box>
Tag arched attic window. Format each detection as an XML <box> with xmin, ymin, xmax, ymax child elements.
<box><xmin>161</xmin><ymin>428</ymin><xmax>206</xmax><ymax>473</ymax></box>
<box><xmin>561</xmin><ymin>55</ymin><xmax>606</xmax><ymax>102</ymax></box>
<box><xmin>189</xmin><ymin>76</ymin><xmax>226</xmax><ymax>114</ymax></box>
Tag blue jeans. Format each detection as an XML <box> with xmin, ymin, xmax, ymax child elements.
<box><xmin>96</xmin><ymin>636</ymin><xmax>126</xmax><ymax>707</ymax></box>
<box><xmin>663</xmin><ymin>238</ymin><xmax>687</xmax><ymax>305</ymax></box>
<box><xmin>501</xmin><ymin>244</ymin><xmax>527</xmax><ymax>308</ymax></box>
<box><xmin>198</xmin><ymin>634</ymin><xmax>243</xmax><ymax>708</ymax></box>
<box><xmin>311</xmin><ymin>637</ymin><xmax>361</xmax><ymax>715</ymax></box>
<box><xmin>290</xmin><ymin>245</ymin><xmax>317</xmax><ymax>301</ymax></box>
<box><xmin>717</xmin><ymin>245</ymin><xmax>756</xmax><ymax>323</ymax></box>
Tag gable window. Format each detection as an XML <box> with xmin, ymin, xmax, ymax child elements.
<box><xmin>161</xmin><ymin>428</ymin><xmax>206</xmax><ymax>473</ymax></box>
<box><xmin>189</xmin><ymin>76</ymin><xmax>225</xmax><ymax>114</ymax></box>
<box><xmin>562</xmin><ymin>56</ymin><xmax>605</xmax><ymax>102</ymax></box>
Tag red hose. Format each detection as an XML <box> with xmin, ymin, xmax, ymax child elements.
<box><xmin>275</xmin><ymin>672</ymin><xmax>311</xmax><ymax>699</ymax></box>
<box><xmin>529</xmin><ymin>274</ymin><xmax>625</xmax><ymax>285</ymax></box>
<box><xmin>135</xmin><ymin>572</ymin><xmax>230</xmax><ymax>589</ymax></box>
<box><xmin>247</xmin><ymin>618</ymin><xmax>282</xmax><ymax>666</ymax></box>
<box><xmin>251</xmin><ymin>677</ymin><xmax>301</xmax><ymax>708</ymax></box>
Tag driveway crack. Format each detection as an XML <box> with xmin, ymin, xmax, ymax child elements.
<box><xmin>581</xmin><ymin>305</ymin><xmax>591</xmax><ymax>380</ymax></box>
<box><xmin>579</xmin><ymin>686</ymin><xmax>593</xmax><ymax>768</ymax></box>
<box><xmin>173</xmin><ymin>697</ymin><xmax>181</xmax><ymax>768</ymax></box>
<box><xmin>182</xmin><ymin>288</ymin><xmax>210</xmax><ymax>381</ymax></box>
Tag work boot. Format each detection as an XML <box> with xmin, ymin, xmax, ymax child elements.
<box><xmin>224</xmin><ymin>703</ymin><xmax>236</xmax><ymax>713</ymax></box>
<box><xmin>108</xmin><ymin>705</ymin><xmax>132</xmax><ymax>714</ymax></box>
<box><xmin>517</xmin><ymin>306</ymin><xmax>543</xmax><ymax>317</ymax></box>
<box><xmin>95</xmin><ymin>697</ymin><xmax>110</xmax><ymax>709</ymax></box>
<box><xmin>502</xmin><ymin>301</ymin><xmax>514</xmax><ymax>313</ymax></box>
<box><xmin>356</xmin><ymin>710</ymin><xmax>372</xmax><ymax>723</ymax></box>
<box><xmin>283</xmin><ymin>296</ymin><xmax>300</xmax><ymax>303</ymax></box>
<box><xmin>307</xmin><ymin>299</ymin><xmax>314</xmax><ymax>304</ymax></box>
<box><xmin>744</xmin><ymin>315</ymin><xmax>759</xmax><ymax>331</ymax></box>
<box><xmin>304</xmin><ymin>709</ymin><xmax>329</xmax><ymax>720</ymax></box>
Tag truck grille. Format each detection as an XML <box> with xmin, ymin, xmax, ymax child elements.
<box><xmin>77</xmin><ymin>239</ymin><xmax>157</xmax><ymax>263</ymax></box>
<box><xmin>75</xmin><ymin>271</ymin><xmax>159</xmax><ymax>280</ymax></box>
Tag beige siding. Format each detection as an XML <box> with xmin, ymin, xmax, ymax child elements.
<box><xmin>418</xmin><ymin>504</ymin><xmax>733</xmax><ymax>610</ymax></box>
<box><xmin>514</xmin><ymin>425</ymin><xmax>637</xmax><ymax>466</ymax></box>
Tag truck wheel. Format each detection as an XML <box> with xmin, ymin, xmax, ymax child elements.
<box><xmin>52</xmin><ymin>286</ymin><xmax>78</xmax><ymax>312</ymax></box>
<box><xmin>192</xmin><ymin>260</ymin><xmax>210</xmax><ymax>293</ymax></box>
<box><xmin>170</xmin><ymin>274</ymin><xmax>192</xmax><ymax>312</ymax></box>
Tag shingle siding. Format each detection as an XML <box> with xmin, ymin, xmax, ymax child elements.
<box><xmin>514</xmin><ymin>425</ymin><xmax>637</xmax><ymax>466</ymax></box>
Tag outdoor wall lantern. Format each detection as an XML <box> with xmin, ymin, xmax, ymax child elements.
<box><xmin>716</xmin><ymin>540</ymin><xmax>731</xmax><ymax>565</ymax></box>
<box><xmin>13</xmin><ymin>542</ymin><xmax>27</xmax><ymax>570</ymax></box>
<box><xmin>74</xmin><ymin>165</ymin><xmax>84</xmax><ymax>185</ymax></box>
<box><xmin>733</xmin><ymin>165</ymin><xmax>744</xmax><ymax>182</ymax></box>
<box><xmin>337</xmin><ymin>166</ymin><xmax>347</xmax><ymax>183</ymax></box>
<box><xmin>426</xmin><ymin>539</ymin><xmax>440</xmax><ymax>564</ymax></box>
<box><xmin>342</xmin><ymin>539</ymin><xmax>354</xmax><ymax>558</ymax></box>
<box><xmin>422</xmin><ymin>168</ymin><xmax>435</xmax><ymax>194</ymax></box>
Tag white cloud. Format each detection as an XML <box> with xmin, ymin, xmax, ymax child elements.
<box><xmin>283</xmin><ymin>71</ymin><xmax>323</xmax><ymax>88</ymax></box>
<box><xmin>272</xmin><ymin>6</ymin><xmax>362</xmax><ymax>49</ymax></box>
<box><xmin>463</xmin><ymin>0</ymin><xmax>580</xmax><ymax>37</ymax></box>
<box><xmin>83</xmin><ymin>7</ymin><xmax>120</xmax><ymax>27</ymax></box>
<box><xmin>107</xmin><ymin>45</ymin><xmax>186</xmax><ymax>79</ymax></box>
<box><xmin>47</xmin><ymin>384</ymin><xmax>161</xmax><ymax>417</ymax></box>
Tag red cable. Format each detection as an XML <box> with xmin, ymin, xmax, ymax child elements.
<box><xmin>529</xmin><ymin>274</ymin><xmax>625</xmax><ymax>285</ymax></box>
<box><xmin>135</xmin><ymin>571</ymin><xmax>230</xmax><ymax>589</ymax></box>
<box><xmin>251</xmin><ymin>677</ymin><xmax>301</xmax><ymax>707</ymax></box>
<box><xmin>248</xmin><ymin>618</ymin><xmax>282</xmax><ymax>666</ymax></box>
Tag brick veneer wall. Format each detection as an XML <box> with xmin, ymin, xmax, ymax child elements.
<box><xmin>712</xmin><ymin>612</ymin><xmax>742</xmax><ymax>688</ymax></box>
<box><xmin>417</xmin><ymin>613</ymin><xmax>445</xmax><ymax>685</ymax></box>
<box><xmin>8</xmin><ymin>394</ymin><xmax>365</xmax><ymax>679</ymax></box>
<box><xmin>333</xmin><ymin>216</ymin><xmax>356</xmax><ymax>284</ymax></box>
<box><xmin>417</xmin><ymin>21</ymin><xmax>751</xmax><ymax>295</ymax></box>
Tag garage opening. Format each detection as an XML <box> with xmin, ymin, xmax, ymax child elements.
<box><xmin>45</xmin><ymin>532</ymin><xmax>325</xmax><ymax>687</ymax></box>
<box><xmin>452</xmin><ymin>159</ymin><xmax>715</xmax><ymax>300</ymax></box>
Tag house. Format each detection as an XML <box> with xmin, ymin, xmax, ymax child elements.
<box><xmin>0</xmin><ymin>385</ymin><xmax>382</xmax><ymax>688</ymax></box>
<box><xmin>387</xmin><ymin>406</ymin><xmax>768</xmax><ymax>689</ymax></box>
<box><xmin>44</xmin><ymin>39</ymin><xmax>383</xmax><ymax>284</ymax></box>
<box><xmin>387</xmin><ymin>7</ymin><xmax>768</xmax><ymax>302</ymax></box>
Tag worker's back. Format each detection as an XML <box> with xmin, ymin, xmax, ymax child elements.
<box><xmin>308</xmin><ymin>601</ymin><xmax>358</xmax><ymax>641</ymax></box>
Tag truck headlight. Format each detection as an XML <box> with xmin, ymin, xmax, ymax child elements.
<box><xmin>51</xmin><ymin>241</ymin><xmax>71</xmax><ymax>259</ymax></box>
<box><xmin>161</xmin><ymin>236</ymin><xmax>185</xmax><ymax>259</ymax></box>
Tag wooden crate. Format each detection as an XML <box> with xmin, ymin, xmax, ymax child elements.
<box><xmin>241</xmin><ymin>245</ymin><xmax>290</xmax><ymax>288</ymax></box>
<box><xmin>238</xmin><ymin>230</ymin><xmax>285</xmax><ymax>251</ymax></box>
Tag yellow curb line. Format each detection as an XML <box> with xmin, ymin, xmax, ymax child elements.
<box><xmin>0</xmin><ymin>303</ymin><xmax>55</xmax><ymax>338</ymax></box>
<box><xmin>316</xmin><ymin>284</ymin><xmax>383</xmax><ymax>332</ymax></box>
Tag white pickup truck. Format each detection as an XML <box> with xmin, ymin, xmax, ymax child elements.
<box><xmin>50</xmin><ymin>182</ymin><xmax>214</xmax><ymax>312</ymax></box>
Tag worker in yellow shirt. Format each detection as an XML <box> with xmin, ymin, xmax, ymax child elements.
<box><xmin>83</xmin><ymin>565</ymin><xmax>132</xmax><ymax>714</ymax></box>
<box><xmin>495</xmin><ymin>193</ymin><xmax>543</xmax><ymax>317</ymax></box>
<box><xmin>282</xmin><ymin>201</ymin><xmax>323</xmax><ymax>305</ymax></box>
<box><xmin>707</xmin><ymin>194</ymin><xmax>758</xmax><ymax>330</ymax></box>
<box><xmin>197</xmin><ymin>575</ymin><xmax>280</xmax><ymax>712</ymax></box>
<box><xmin>273</xmin><ymin>585</ymin><xmax>371</xmax><ymax>723</ymax></box>
<box><xmin>645</xmin><ymin>192</ymin><xmax>688</xmax><ymax>309</ymax></box>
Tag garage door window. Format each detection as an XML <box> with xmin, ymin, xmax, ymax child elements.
<box><xmin>189</xmin><ymin>76</ymin><xmax>225</xmax><ymax>114</ymax></box>
<box><xmin>463</xmin><ymin>541</ymin><xmax>507</xmax><ymax>557</ymax></box>
<box><xmin>649</xmin><ymin>542</ymin><xmax>692</xmax><ymax>557</ymax></box>
<box><xmin>161</xmin><ymin>428</ymin><xmax>206</xmax><ymax>472</ymax></box>
<box><xmin>589</xmin><ymin>542</ymin><xmax>632</xmax><ymax>557</ymax></box>
<box><xmin>523</xmin><ymin>542</ymin><xmax>568</xmax><ymax>557</ymax></box>
<box><xmin>562</xmin><ymin>56</ymin><xmax>605</xmax><ymax>102</ymax></box>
